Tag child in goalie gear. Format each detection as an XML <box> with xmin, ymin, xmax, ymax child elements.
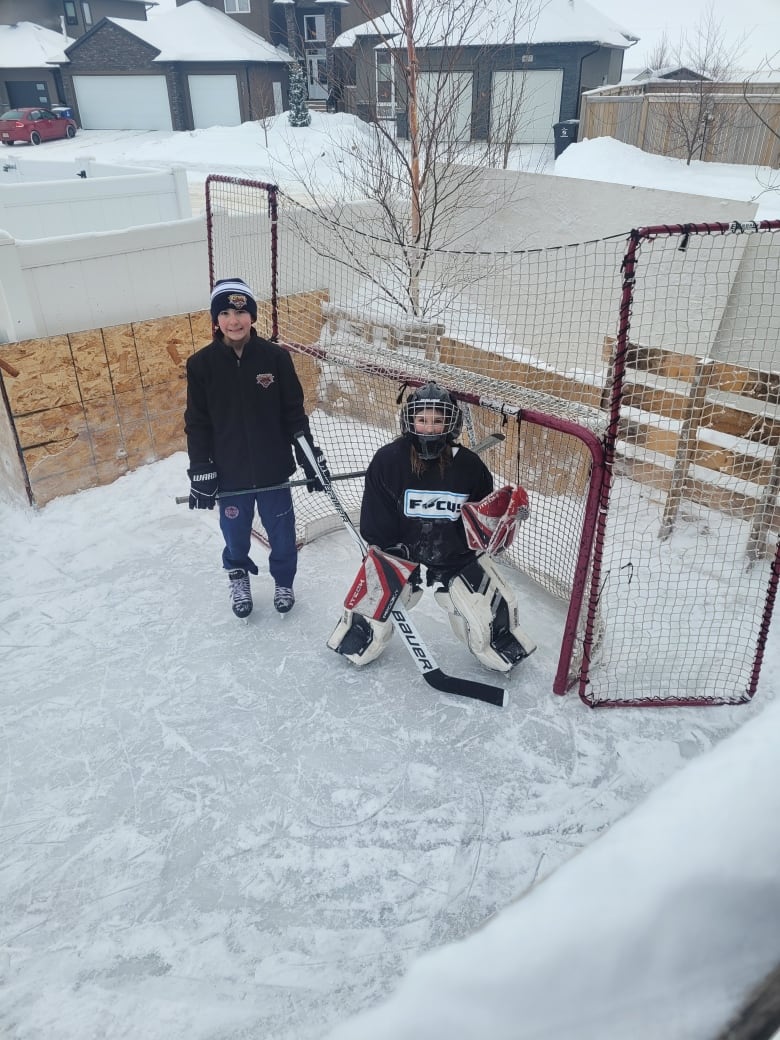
<box><xmin>327</xmin><ymin>383</ymin><xmax>536</xmax><ymax>671</ymax></box>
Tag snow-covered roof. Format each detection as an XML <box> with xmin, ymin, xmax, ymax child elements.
<box><xmin>0</xmin><ymin>21</ymin><xmax>74</xmax><ymax>68</ymax></box>
<box><xmin>633</xmin><ymin>65</ymin><xmax>708</xmax><ymax>81</ymax></box>
<box><xmin>334</xmin><ymin>0</ymin><xmax>637</xmax><ymax>50</ymax></box>
<box><xmin>107</xmin><ymin>0</ymin><xmax>290</xmax><ymax>63</ymax></box>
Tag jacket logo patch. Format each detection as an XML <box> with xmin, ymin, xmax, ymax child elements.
<box><xmin>404</xmin><ymin>489</ymin><xmax>468</xmax><ymax>521</ymax></box>
<box><xmin>256</xmin><ymin>373</ymin><xmax>274</xmax><ymax>388</ymax></box>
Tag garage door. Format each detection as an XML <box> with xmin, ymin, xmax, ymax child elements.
<box><xmin>417</xmin><ymin>72</ymin><xmax>473</xmax><ymax>142</ymax></box>
<box><xmin>188</xmin><ymin>75</ymin><xmax>241</xmax><ymax>129</ymax></box>
<box><xmin>73</xmin><ymin>75</ymin><xmax>172</xmax><ymax>130</ymax></box>
<box><xmin>490</xmin><ymin>69</ymin><xmax>563</xmax><ymax>144</ymax></box>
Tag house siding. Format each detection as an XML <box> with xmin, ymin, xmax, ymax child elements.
<box><xmin>2</xmin><ymin>0</ymin><xmax>148</xmax><ymax>37</ymax></box>
<box><xmin>352</xmin><ymin>39</ymin><xmax>623</xmax><ymax>139</ymax></box>
<box><xmin>60</xmin><ymin>20</ymin><xmax>288</xmax><ymax>130</ymax></box>
<box><xmin>60</xmin><ymin>21</ymin><xmax>173</xmax><ymax>125</ymax></box>
<box><xmin>0</xmin><ymin>69</ymin><xmax>64</xmax><ymax>111</ymax></box>
<box><xmin>182</xmin><ymin>0</ymin><xmax>390</xmax><ymax>48</ymax></box>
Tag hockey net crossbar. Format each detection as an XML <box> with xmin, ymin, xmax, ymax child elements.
<box><xmin>286</xmin><ymin>337</ymin><xmax>610</xmax><ymax>438</ymax></box>
<box><xmin>206</xmin><ymin>174</ymin><xmax>780</xmax><ymax>708</ymax></box>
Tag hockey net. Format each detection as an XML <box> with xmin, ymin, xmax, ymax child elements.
<box><xmin>205</xmin><ymin>176</ymin><xmax>780</xmax><ymax>708</ymax></box>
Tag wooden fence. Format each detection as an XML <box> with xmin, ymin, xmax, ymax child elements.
<box><xmin>579</xmin><ymin>81</ymin><xmax>780</xmax><ymax>167</ymax></box>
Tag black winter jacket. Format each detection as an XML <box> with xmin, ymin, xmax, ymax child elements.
<box><xmin>184</xmin><ymin>332</ymin><xmax>311</xmax><ymax>492</ymax></box>
<box><xmin>360</xmin><ymin>438</ymin><xmax>493</xmax><ymax>579</ymax></box>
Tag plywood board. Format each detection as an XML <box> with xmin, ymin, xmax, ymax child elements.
<box><xmin>15</xmin><ymin>402</ymin><xmax>85</xmax><ymax>454</ymax></box>
<box><xmin>25</xmin><ymin>426</ymin><xmax>93</xmax><ymax>482</ymax></box>
<box><xmin>103</xmin><ymin>325</ymin><xmax>142</xmax><ymax>394</ymax></box>
<box><xmin>83</xmin><ymin>398</ymin><xmax>128</xmax><ymax>467</ymax></box>
<box><xmin>279</xmin><ymin>290</ymin><xmax>328</xmax><ymax>345</ymax></box>
<box><xmin>134</xmin><ymin>316</ymin><xmax>192</xmax><ymax>387</ymax></box>
<box><xmin>70</xmin><ymin>330</ymin><xmax>113</xmax><ymax>402</ymax></box>
<box><xmin>144</xmin><ymin>378</ymin><xmax>187</xmax><ymax>457</ymax></box>
<box><xmin>0</xmin><ymin>336</ymin><xmax>79</xmax><ymax>414</ymax></box>
<box><xmin>189</xmin><ymin>310</ymin><xmax>213</xmax><ymax>348</ymax></box>
<box><xmin>114</xmin><ymin>388</ymin><xmax>155</xmax><ymax>469</ymax></box>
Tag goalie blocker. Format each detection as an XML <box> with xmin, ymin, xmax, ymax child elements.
<box><xmin>328</xmin><ymin>547</ymin><xmax>536</xmax><ymax>673</ymax></box>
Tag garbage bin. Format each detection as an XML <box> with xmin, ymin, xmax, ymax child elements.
<box><xmin>51</xmin><ymin>105</ymin><xmax>74</xmax><ymax>120</ymax></box>
<box><xmin>552</xmin><ymin>119</ymin><xmax>579</xmax><ymax>158</ymax></box>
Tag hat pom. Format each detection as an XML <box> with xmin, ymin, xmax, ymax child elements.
<box><xmin>210</xmin><ymin>278</ymin><xmax>258</xmax><ymax>322</ymax></box>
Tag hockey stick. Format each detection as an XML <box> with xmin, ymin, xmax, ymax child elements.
<box><xmin>294</xmin><ymin>433</ymin><xmax>507</xmax><ymax>708</ymax></box>
<box><xmin>174</xmin><ymin>470</ymin><xmax>367</xmax><ymax>505</ymax></box>
<box><xmin>175</xmin><ymin>434</ymin><xmax>504</xmax><ymax>505</ymax></box>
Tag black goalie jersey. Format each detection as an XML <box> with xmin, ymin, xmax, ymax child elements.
<box><xmin>360</xmin><ymin>438</ymin><xmax>493</xmax><ymax>578</ymax></box>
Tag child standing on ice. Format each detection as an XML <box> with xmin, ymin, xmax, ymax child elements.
<box><xmin>184</xmin><ymin>277</ymin><xmax>328</xmax><ymax>619</ymax></box>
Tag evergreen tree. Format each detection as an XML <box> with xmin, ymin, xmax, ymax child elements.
<box><xmin>287</xmin><ymin>64</ymin><xmax>311</xmax><ymax>128</ymax></box>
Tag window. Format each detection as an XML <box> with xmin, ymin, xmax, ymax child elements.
<box><xmin>303</xmin><ymin>15</ymin><xmax>325</xmax><ymax>42</ymax></box>
<box><xmin>63</xmin><ymin>1</ymin><xmax>78</xmax><ymax>26</ymax></box>
<box><xmin>224</xmin><ymin>0</ymin><xmax>251</xmax><ymax>13</ymax></box>
<box><xmin>82</xmin><ymin>2</ymin><xmax>93</xmax><ymax>25</ymax></box>
<box><xmin>376</xmin><ymin>50</ymin><xmax>394</xmax><ymax>105</ymax></box>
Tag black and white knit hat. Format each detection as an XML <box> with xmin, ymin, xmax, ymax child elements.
<box><xmin>210</xmin><ymin>278</ymin><xmax>258</xmax><ymax>322</ymax></box>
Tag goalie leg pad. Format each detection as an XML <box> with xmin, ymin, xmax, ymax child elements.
<box><xmin>344</xmin><ymin>547</ymin><xmax>421</xmax><ymax>622</ymax></box>
<box><xmin>441</xmin><ymin>556</ymin><xmax>537</xmax><ymax>672</ymax></box>
<box><xmin>434</xmin><ymin>587</ymin><xmax>470</xmax><ymax>646</ymax></box>
<box><xmin>326</xmin><ymin>609</ymin><xmax>393</xmax><ymax>666</ymax></box>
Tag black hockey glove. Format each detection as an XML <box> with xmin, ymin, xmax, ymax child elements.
<box><xmin>188</xmin><ymin>464</ymin><xmax>218</xmax><ymax>510</ymax></box>
<box><xmin>295</xmin><ymin>438</ymin><xmax>330</xmax><ymax>493</ymax></box>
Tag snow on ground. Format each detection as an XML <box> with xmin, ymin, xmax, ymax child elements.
<box><xmin>7</xmin><ymin>114</ymin><xmax>555</xmax><ymax>209</ymax></box>
<box><xmin>2</xmin><ymin>123</ymin><xmax>780</xmax><ymax>1038</ymax></box>
<box><xmin>10</xmin><ymin>112</ymin><xmax>779</xmax><ymax>220</ymax></box>
<box><xmin>556</xmin><ymin>135</ymin><xmax>780</xmax><ymax>220</ymax></box>
<box><xmin>2</xmin><ymin>449</ymin><xmax>778</xmax><ymax>1040</ymax></box>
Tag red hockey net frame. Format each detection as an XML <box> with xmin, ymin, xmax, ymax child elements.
<box><xmin>205</xmin><ymin>175</ymin><xmax>780</xmax><ymax>708</ymax></box>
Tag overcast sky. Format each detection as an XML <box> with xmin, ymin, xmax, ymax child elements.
<box><xmin>592</xmin><ymin>0</ymin><xmax>778</xmax><ymax>71</ymax></box>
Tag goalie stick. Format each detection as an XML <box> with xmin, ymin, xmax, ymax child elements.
<box><xmin>294</xmin><ymin>433</ymin><xmax>507</xmax><ymax>708</ymax></box>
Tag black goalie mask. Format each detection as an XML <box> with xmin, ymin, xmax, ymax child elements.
<box><xmin>400</xmin><ymin>382</ymin><xmax>463</xmax><ymax>460</ymax></box>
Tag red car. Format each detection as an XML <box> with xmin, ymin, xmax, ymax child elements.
<box><xmin>1</xmin><ymin>107</ymin><xmax>78</xmax><ymax>146</ymax></box>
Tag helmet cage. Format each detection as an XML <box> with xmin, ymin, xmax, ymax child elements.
<box><xmin>400</xmin><ymin>383</ymin><xmax>463</xmax><ymax>460</ymax></box>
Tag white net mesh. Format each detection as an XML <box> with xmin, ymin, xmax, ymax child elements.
<box><xmin>207</xmin><ymin>176</ymin><xmax>780</xmax><ymax>708</ymax></box>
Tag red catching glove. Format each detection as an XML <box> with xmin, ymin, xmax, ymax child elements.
<box><xmin>461</xmin><ymin>485</ymin><xmax>529</xmax><ymax>555</ymax></box>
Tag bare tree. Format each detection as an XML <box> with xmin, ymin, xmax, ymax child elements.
<box><xmin>644</xmin><ymin>31</ymin><xmax>672</xmax><ymax>76</ymax></box>
<box><xmin>485</xmin><ymin>8</ymin><xmax>542</xmax><ymax>172</ymax></box>
<box><xmin>250</xmin><ymin>80</ymin><xmax>279</xmax><ymax>148</ymax></box>
<box><xmin>273</xmin><ymin>0</ymin><xmax>544</xmax><ymax>320</ymax></box>
<box><xmin>656</xmin><ymin>4</ymin><xmax>746</xmax><ymax>164</ymax></box>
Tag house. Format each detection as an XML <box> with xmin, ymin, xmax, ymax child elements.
<box><xmin>1</xmin><ymin>0</ymin><xmax>155</xmax><ymax>39</ymax></box>
<box><xmin>183</xmin><ymin>0</ymin><xmax>390</xmax><ymax>105</ymax></box>
<box><xmin>58</xmin><ymin>1</ymin><xmax>292</xmax><ymax>129</ymax></box>
<box><xmin>0</xmin><ymin>22</ymin><xmax>74</xmax><ymax>110</ymax></box>
<box><xmin>0</xmin><ymin>0</ymin><xmax>154</xmax><ymax>111</ymax></box>
<box><xmin>333</xmin><ymin>0</ymin><xmax>638</xmax><ymax>144</ymax></box>
<box><xmin>633</xmin><ymin>66</ymin><xmax>709</xmax><ymax>82</ymax></box>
